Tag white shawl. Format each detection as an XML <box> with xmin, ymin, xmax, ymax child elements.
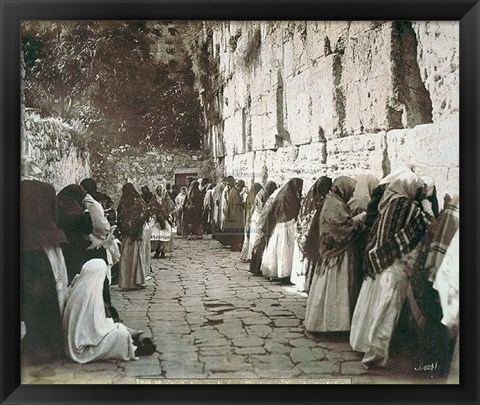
<box><xmin>63</xmin><ymin>259</ymin><xmax>136</xmax><ymax>364</ymax></box>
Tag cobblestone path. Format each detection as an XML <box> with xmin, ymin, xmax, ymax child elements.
<box><xmin>22</xmin><ymin>235</ymin><xmax>440</xmax><ymax>384</ymax></box>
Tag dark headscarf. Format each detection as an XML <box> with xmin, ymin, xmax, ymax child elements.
<box><xmin>117</xmin><ymin>183</ymin><xmax>148</xmax><ymax>240</ymax></box>
<box><xmin>58</xmin><ymin>185</ymin><xmax>87</xmax><ymax>218</ymax></box>
<box><xmin>296</xmin><ymin>176</ymin><xmax>332</xmax><ymax>259</ymax></box>
<box><xmin>258</xmin><ymin>178</ymin><xmax>303</xmax><ymax>241</ymax></box>
<box><xmin>270</xmin><ymin>178</ymin><xmax>303</xmax><ymax>223</ymax></box>
<box><xmin>185</xmin><ymin>180</ymin><xmax>203</xmax><ymax>209</ymax></box>
<box><xmin>57</xmin><ymin>184</ymin><xmax>92</xmax><ymax>248</ymax></box>
<box><xmin>141</xmin><ymin>186</ymin><xmax>153</xmax><ymax>204</ymax></box>
<box><xmin>244</xmin><ymin>182</ymin><xmax>263</xmax><ymax>225</ymax></box>
<box><xmin>317</xmin><ymin>176</ymin><xmax>360</xmax><ymax>259</ymax></box>
<box><xmin>80</xmin><ymin>178</ymin><xmax>99</xmax><ymax>201</ymax></box>
<box><xmin>255</xmin><ymin>181</ymin><xmax>278</xmax><ymax>207</ymax></box>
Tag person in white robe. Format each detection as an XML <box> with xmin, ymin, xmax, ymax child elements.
<box><xmin>63</xmin><ymin>259</ymin><xmax>137</xmax><ymax>364</ymax></box>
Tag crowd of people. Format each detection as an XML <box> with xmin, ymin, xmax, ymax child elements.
<box><xmin>21</xmin><ymin>159</ymin><xmax>459</xmax><ymax>380</ymax></box>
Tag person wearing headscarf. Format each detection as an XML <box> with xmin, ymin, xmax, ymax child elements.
<box><xmin>218</xmin><ymin>176</ymin><xmax>246</xmax><ymax>251</ymax></box>
<box><xmin>150</xmin><ymin>184</ymin><xmax>175</xmax><ymax>258</ymax></box>
<box><xmin>21</xmin><ymin>160</ymin><xmax>68</xmax><ymax>364</ymax></box>
<box><xmin>202</xmin><ymin>183</ymin><xmax>216</xmax><ymax>235</ymax></box>
<box><xmin>410</xmin><ymin>194</ymin><xmax>459</xmax><ymax>377</ymax></box>
<box><xmin>290</xmin><ymin>176</ymin><xmax>333</xmax><ymax>291</ymax></box>
<box><xmin>349</xmin><ymin>171</ymin><xmax>433</xmax><ymax>369</ymax></box>
<box><xmin>141</xmin><ymin>186</ymin><xmax>154</xmax><ymax>205</ymax></box>
<box><xmin>240</xmin><ymin>181</ymin><xmax>263</xmax><ymax>262</ymax></box>
<box><xmin>62</xmin><ymin>259</ymin><xmax>137</xmax><ymax>363</ymax></box>
<box><xmin>259</xmin><ymin>178</ymin><xmax>303</xmax><ymax>281</ymax></box>
<box><xmin>57</xmin><ymin>184</ymin><xmax>92</xmax><ymax>282</ymax></box>
<box><xmin>174</xmin><ymin>186</ymin><xmax>187</xmax><ymax>236</ymax></box>
<box><xmin>304</xmin><ymin>176</ymin><xmax>363</xmax><ymax>333</ymax></box>
<box><xmin>364</xmin><ymin>164</ymin><xmax>415</xmax><ymax>230</ymax></box>
<box><xmin>117</xmin><ymin>183</ymin><xmax>149</xmax><ymax>290</ymax></box>
<box><xmin>345</xmin><ymin>174</ymin><xmax>380</xmax><ymax>297</ymax></box>
<box><xmin>211</xmin><ymin>179</ymin><xmax>226</xmax><ymax>241</ymax></box>
<box><xmin>348</xmin><ymin>174</ymin><xmax>380</xmax><ymax>216</ymax></box>
<box><xmin>249</xmin><ymin>181</ymin><xmax>279</xmax><ymax>274</ymax></box>
<box><xmin>182</xmin><ymin>180</ymin><xmax>204</xmax><ymax>240</ymax></box>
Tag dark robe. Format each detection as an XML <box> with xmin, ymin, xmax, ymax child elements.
<box><xmin>21</xmin><ymin>180</ymin><xmax>67</xmax><ymax>364</ymax></box>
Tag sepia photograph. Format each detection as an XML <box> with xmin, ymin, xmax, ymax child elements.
<box><xmin>19</xmin><ymin>19</ymin><xmax>460</xmax><ymax>386</ymax></box>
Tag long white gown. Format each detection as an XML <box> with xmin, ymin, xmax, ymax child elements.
<box><xmin>260</xmin><ymin>219</ymin><xmax>296</xmax><ymax>279</ymax></box>
<box><xmin>350</xmin><ymin>247</ymin><xmax>419</xmax><ymax>366</ymax></box>
<box><xmin>63</xmin><ymin>259</ymin><xmax>137</xmax><ymax>364</ymax></box>
<box><xmin>305</xmin><ymin>249</ymin><xmax>356</xmax><ymax>332</ymax></box>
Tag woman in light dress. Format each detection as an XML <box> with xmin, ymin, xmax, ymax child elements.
<box><xmin>349</xmin><ymin>171</ymin><xmax>433</xmax><ymax>368</ymax></box>
<box><xmin>150</xmin><ymin>185</ymin><xmax>175</xmax><ymax>259</ymax></box>
<box><xmin>240</xmin><ymin>182</ymin><xmax>263</xmax><ymax>262</ymax></box>
<box><xmin>290</xmin><ymin>176</ymin><xmax>332</xmax><ymax>292</ymax></box>
<box><xmin>249</xmin><ymin>181</ymin><xmax>279</xmax><ymax>275</ymax></box>
<box><xmin>63</xmin><ymin>259</ymin><xmax>137</xmax><ymax>363</ymax></box>
<box><xmin>260</xmin><ymin>178</ymin><xmax>303</xmax><ymax>282</ymax></box>
<box><xmin>117</xmin><ymin>183</ymin><xmax>149</xmax><ymax>290</ymax></box>
<box><xmin>174</xmin><ymin>186</ymin><xmax>187</xmax><ymax>236</ymax></box>
<box><xmin>304</xmin><ymin>176</ymin><xmax>363</xmax><ymax>333</ymax></box>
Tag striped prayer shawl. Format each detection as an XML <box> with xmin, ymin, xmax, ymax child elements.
<box><xmin>365</xmin><ymin>197</ymin><xmax>429</xmax><ymax>277</ymax></box>
<box><xmin>423</xmin><ymin>200</ymin><xmax>459</xmax><ymax>279</ymax></box>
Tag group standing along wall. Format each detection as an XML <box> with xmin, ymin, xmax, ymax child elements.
<box><xmin>205</xmin><ymin>21</ymin><xmax>459</xmax><ymax>201</ymax></box>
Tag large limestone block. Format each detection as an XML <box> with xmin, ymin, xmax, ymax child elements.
<box><xmin>413</xmin><ymin>21</ymin><xmax>459</xmax><ymax>121</ymax></box>
<box><xmin>386</xmin><ymin>119</ymin><xmax>459</xmax><ymax>169</ymax></box>
<box><xmin>341</xmin><ymin>21</ymin><xmax>396</xmax><ymax>136</ymax></box>
<box><xmin>283</xmin><ymin>54</ymin><xmax>337</xmax><ymax>144</ymax></box>
<box><xmin>326</xmin><ymin>133</ymin><xmax>381</xmax><ymax>178</ymax></box>
<box><xmin>231</xmin><ymin>151</ymin><xmax>255</xmax><ymax>181</ymax></box>
<box><xmin>223</xmin><ymin>112</ymin><xmax>244</xmax><ymax>155</ymax></box>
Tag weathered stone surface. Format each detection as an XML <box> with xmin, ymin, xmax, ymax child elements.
<box><xmin>413</xmin><ymin>21</ymin><xmax>459</xmax><ymax>121</ymax></box>
<box><xmin>208</xmin><ymin>21</ymin><xmax>458</xmax><ymax>205</ymax></box>
<box><xmin>22</xmin><ymin>112</ymin><xmax>90</xmax><ymax>191</ymax></box>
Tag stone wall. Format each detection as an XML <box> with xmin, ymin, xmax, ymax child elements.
<box><xmin>21</xmin><ymin>111</ymin><xmax>91</xmax><ymax>192</ymax></box>
<box><xmin>205</xmin><ymin>21</ymin><xmax>459</xmax><ymax>202</ymax></box>
<box><xmin>91</xmin><ymin>146</ymin><xmax>213</xmax><ymax>204</ymax></box>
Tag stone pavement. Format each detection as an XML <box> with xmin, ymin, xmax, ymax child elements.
<box><xmin>22</xmin><ymin>235</ymin><xmax>444</xmax><ymax>385</ymax></box>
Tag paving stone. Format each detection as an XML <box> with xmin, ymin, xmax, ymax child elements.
<box><xmin>297</xmin><ymin>361</ymin><xmax>339</xmax><ymax>375</ymax></box>
<box><xmin>264</xmin><ymin>340</ymin><xmax>291</xmax><ymax>355</ymax></box>
<box><xmin>235</xmin><ymin>347</ymin><xmax>266</xmax><ymax>355</ymax></box>
<box><xmin>340</xmin><ymin>361</ymin><xmax>371</xmax><ymax>376</ymax></box>
<box><xmin>232</xmin><ymin>337</ymin><xmax>264</xmax><ymax>347</ymax></box>
<box><xmin>290</xmin><ymin>347</ymin><xmax>316</xmax><ymax>363</ymax></box>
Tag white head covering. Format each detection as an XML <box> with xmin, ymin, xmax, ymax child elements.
<box><xmin>348</xmin><ymin>174</ymin><xmax>380</xmax><ymax>213</ymax></box>
<box><xmin>63</xmin><ymin>259</ymin><xmax>115</xmax><ymax>347</ymax></box>
<box><xmin>421</xmin><ymin>176</ymin><xmax>435</xmax><ymax>198</ymax></box>
<box><xmin>63</xmin><ymin>259</ymin><xmax>136</xmax><ymax>363</ymax></box>
<box><xmin>379</xmin><ymin>164</ymin><xmax>415</xmax><ymax>185</ymax></box>
<box><xmin>378</xmin><ymin>171</ymin><xmax>424</xmax><ymax>214</ymax></box>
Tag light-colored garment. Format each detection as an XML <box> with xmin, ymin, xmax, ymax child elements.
<box><xmin>241</xmin><ymin>206</ymin><xmax>261</xmax><ymax>262</ymax></box>
<box><xmin>43</xmin><ymin>246</ymin><xmax>69</xmax><ymax>312</ymax></box>
<box><xmin>350</xmin><ymin>247</ymin><xmax>419</xmax><ymax>366</ymax></box>
<box><xmin>433</xmin><ymin>229</ymin><xmax>459</xmax><ymax>334</ymax></box>
<box><xmin>142</xmin><ymin>222</ymin><xmax>152</xmax><ymax>278</ymax></box>
<box><xmin>119</xmin><ymin>235</ymin><xmax>147</xmax><ymax>289</ymax></box>
<box><xmin>150</xmin><ymin>218</ymin><xmax>173</xmax><ymax>253</ymax></box>
<box><xmin>290</xmin><ymin>239</ymin><xmax>307</xmax><ymax>291</ymax></box>
<box><xmin>305</xmin><ymin>249</ymin><xmax>356</xmax><ymax>332</ymax></box>
<box><xmin>261</xmin><ymin>219</ymin><xmax>296</xmax><ymax>279</ymax></box>
<box><xmin>348</xmin><ymin>174</ymin><xmax>379</xmax><ymax>214</ymax></box>
<box><xmin>63</xmin><ymin>259</ymin><xmax>137</xmax><ymax>364</ymax></box>
<box><xmin>84</xmin><ymin>194</ymin><xmax>110</xmax><ymax>249</ymax></box>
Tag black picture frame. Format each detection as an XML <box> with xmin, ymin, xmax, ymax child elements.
<box><xmin>1</xmin><ymin>0</ymin><xmax>479</xmax><ymax>404</ymax></box>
